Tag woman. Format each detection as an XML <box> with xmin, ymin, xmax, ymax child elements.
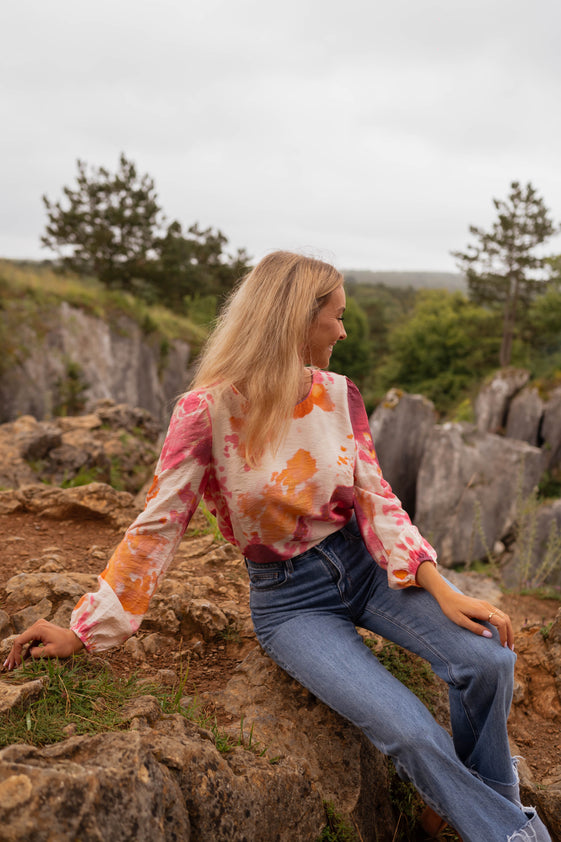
<box><xmin>4</xmin><ymin>252</ymin><xmax>550</xmax><ymax>842</ymax></box>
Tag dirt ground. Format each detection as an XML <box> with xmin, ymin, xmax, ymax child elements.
<box><xmin>1</xmin><ymin>510</ymin><xmax>560</xmax><ymax>786</ymax></box>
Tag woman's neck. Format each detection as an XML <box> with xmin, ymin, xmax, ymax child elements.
<box><xmin>298</xmin><ymin>367</ymin><xmax>314</xmax><ymax>402</ymax></box>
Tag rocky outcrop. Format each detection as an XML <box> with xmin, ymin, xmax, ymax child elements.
<box><xmin>541</xmin><ymin>386</ymin><xmax>561</xmax><ymax>472</ymax></box>
<box><xmin>415</xmin><ymin>423</ymin><xmax>543</xmax><ymax>567</ymax></box>
<box><xmin>220</xmin><ymin>646</ymin><xmax>395</xmax><ymax>841</ymax></box>
<box><xmin>0</xmin><ymin>301</ymin><xmax>192</xmax><ymax>427</ymax></box>
<box><xmin>504</xmin><ymin>498</ymin><xmax>561</xmax><ymax>590</ymax></box>
<box><xmin>0</xmin><ymin>715</ymin><xmax>325</xmax><ymax>842</ymax></box>
<box><xmin>369</xmin><ymin>388</ymin><xmax>436</xmax><ymax>517</ymax></box>
<box><xmin>0</xmin><ymin>401</ymin><xmax>159</xmax><ymax>492</ymax></box>
<box><xmin>474</xmin><ymin>368</ymin><xmax>530</xmax><ymax>434</ymax></box>
<box><xmin>505</xmin><ymin>386</ymin><xmax>545</xmax><ymax>447</ymax></box>
<box><xmin>0</xmin><ymin>483</ymin><xmax>140</xmax><ymax>530</ymax></box>
<box><xmin>510</xmin><ymin>608</ymin><xmax>561</xmax><ymax>842</ymax></box>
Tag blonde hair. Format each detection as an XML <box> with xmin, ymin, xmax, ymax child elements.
<box><xmin>191</xmin><ymin>250</ymin><xmax>343</xmax><ymax>465</ymax></box>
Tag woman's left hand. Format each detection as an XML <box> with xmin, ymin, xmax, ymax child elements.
<box><xmin>416</xmin><ymin>561</ymin><xmax>514</xmax><ymax>650</ymax></box>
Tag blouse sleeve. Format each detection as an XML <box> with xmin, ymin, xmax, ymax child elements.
<box><xmin>70</xmin><ymin>390</ymin><xmax>213</xmax><ymax>651</ymax></box>
<box><xmin>346</xmin><ymin>378</ymin><xmax>437</xmax><ymax>588</ymax></box>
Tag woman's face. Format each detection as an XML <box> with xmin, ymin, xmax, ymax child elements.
<box><xmin>306</xmin><ymin>285</ymin><xmax>347</xmax><ymax>368</ymax></box>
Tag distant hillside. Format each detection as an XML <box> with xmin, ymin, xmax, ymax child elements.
<box><xmin>343</xmin><ymin>269</ymin><xmax>466</xmax><ymax>292</ymax></box>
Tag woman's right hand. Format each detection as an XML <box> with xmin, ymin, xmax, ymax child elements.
<box><xmin>2</xmin><ymin>619</ymin><xmax>85</xmax><ymax>671</ymax></box>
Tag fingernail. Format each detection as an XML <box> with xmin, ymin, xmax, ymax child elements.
<box><xmin>2</xmin><ymin>659</ymin><xmax>8</xmax><ymax>669</ymax></box>
<box><xmin>482</xmin><ymin>629</ymin><xmax>493</xmax><ymax>638</ymax></box>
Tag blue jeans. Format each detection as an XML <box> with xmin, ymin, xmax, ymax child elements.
<box><xmin>247</xmin><ymin>521</ymin><xmax>551</xmax><ymax>842</ymax></box>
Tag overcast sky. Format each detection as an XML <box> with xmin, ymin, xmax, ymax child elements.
<box><xmin>2</xmin><ymin>0</ymin><xmax>561</xmax><ymax>272</ymax></box>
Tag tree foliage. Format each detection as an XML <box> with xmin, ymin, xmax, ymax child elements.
<box><xmin>378</xmin><ymin>290</ymin><xmax>501</xmax><ymax>410</ymax></box>
<box><xmin>42</xmin><ymin>154</ymin><xmax>250</xmax><ymax>312</ymax></box>
<box><xmin>329</xmin><ymin>296</ymin><xmax>372</xmax><ymax>387</ymax></box>
<box><xmin>42</xmin><ymin>154</ymin><xmax>162</xmax><ymax>288</ymax></box>
<box><xmin>452</xmin><ymin>181</ymin><xmax>558</xmax><ymax>367</ymax></box>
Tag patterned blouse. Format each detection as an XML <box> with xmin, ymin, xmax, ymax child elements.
<box><xmin>70</xmin><ymin>370</ymin><xmax>437</xmax><ymax>651</ymax></box>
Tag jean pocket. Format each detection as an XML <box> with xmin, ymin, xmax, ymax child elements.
<box><xmin>245</xmin><ymin>559</ymin><xmax>289</xmax><ymax>590</ymax></box>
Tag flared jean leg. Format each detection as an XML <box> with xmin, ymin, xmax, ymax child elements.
<box><xmin>356</xmin><ymin>569</ymin><xmax>519</xmax><ymax>799</ymax></box>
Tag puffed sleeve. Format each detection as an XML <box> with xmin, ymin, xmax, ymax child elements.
<box><xmin>346</xmin><ymin>378</ymin><xmax>437</xmax><ymax>588</ymax></box>
<box><xmin>70</xmin><ymin>390</ymin><xmax>213</xmax><ymax>651</ymax></box>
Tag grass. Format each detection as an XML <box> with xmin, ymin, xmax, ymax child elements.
<box><xmin>0</xmin><ymin>654</ymin><xmax>277</xmax><ymax>765</ymax></box>
<box><xmin>317</xmin><ymin>802</ymin><xmax>360</xmax><ymax>842</ymax></box>
<box><xmin>0</xmin><ymin>656</ymin><xmax>149</xmax><ymax>747</ymax></box>
<box><xmin>0</xmin><ymin>259</ymin><xmax>208</xmax><ymax>353</ymax></box>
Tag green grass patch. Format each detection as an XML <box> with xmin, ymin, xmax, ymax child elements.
<box><xmin>0</xmin><ymin>656</ymin><xmax>152</xmax><ymax>747</ymax></box>
<box><xmin>0</xmin><ymin>259</ymin><xmax>207</xmax><ymax>352</ymax></box>
<box><xmin>0</xmin><ymin>655</ymin><xmax>274</xmax><ymax>764</ymax></box>
<box><xmin>317</xmin><ymin>801</ymin><xmax>359</xmax><ymax>842</ymax></box>
<box><xmin>364</xmin><ymin>639</ymin><xmax>440</xmax><ymax>715</ymax></box>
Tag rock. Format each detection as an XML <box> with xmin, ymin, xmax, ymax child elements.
<box><xmin>474</xmin><ymin>368</ymin><xmax>530</xmax><ymax>434</ymax></box>
<box><xmin>521</xmin><ymin>783</ymin><xmax>561</xmax><ymax>842</ymax></box>
<box><xmin>0</xmin><ymin>717</ymin><xmax>328</xmax><ymax>842</ymax></box>
<box><xmin>91</xmin><ymin>400</ymin><xmax>161</xmax><ymax>443</ymax></box>
<box><xmin>0</xmin><ymin>679</ymin><xmax>45</xmax><ymax>713</ymax></box>
<box><xmin>0</xmin><ymin>423</ymin><xmax>38</xmax><ymax>490</ymax></box>
<box><xmin>369</xmin><ymin>388</ymin><xmax>436</xmax><ymax>517</ymax></box>
<box><xmin>122</xmin><ymin>637</ymin><xmax>147</xmax><ymax>661</ymax></box>
<box><xmin>504</xmin><ymin>499</ymin><xmax>561</xmax><ymax>589</ymax></box>
<box><xmin>505</xmin><ymin>386</ymin><xmax>544</xmax><ymax>447</ymax></box>
<box><xmin>188</xmin><ymin>599</ymin><xmax>230</xmax><ymax>640</ymax></box>
<box><xmin>542</xmin><ymin>386</ymin><xmax>561</xmax><ymax>472</ymax></box>
<box><xmin>415</xmin><ymin>423</ymin><xmax>543</xmax><ymax>566</ymax></box>
<box><xmin>442</xmin><ymin>569</ymin><xmax>503</xmax><ymax>604</ymax></box>
<box><xmin>11</xmin><ymin>598</ymin><xmax>53</xmax><ymax>633</ymax></box>
<box><xmin>0</xmin><ymin>731</ymin><xmax>191</xmax><ymax>842</ymax></box>
<box><xmin>0</xmin><ymin>483</ymin><xmax>139</xmax><ymax>528</ymax></box>
<box><xmin>14</xmin><ymin>418</ymin><xmax>62</xmax><ymax>461</ymax></box>
<box><xmin>220</xmin><ymin>646</ymin><xmax>395</xmax><ymax>841</ymax></box>
<box><xmin>5</xmin><ymin>572</ymin><xmax>97</xmax><ymax>607</ymax></box>
<box><xmin>0</xmin><ymin>300</ymin><xmax>192</xmax><ymax>428</ymax></box>
<box><xmin>0</xmin><ymin>400</ymin><xmax>159</xmax><ymax>492</ymax></box>
<box><xmin>511</xmin><ymin>614</ymin><xmax>561</xmax><ymax>841</ymax></box>
<box><xmin>141</xmin><ymin>633</ymin><xmax>172</xmax><ymax>656</ymax></box>
<box><xmin>0</xmin><ymin>610</ymin><xmax>11</xmax><ymax>638</ymax></box>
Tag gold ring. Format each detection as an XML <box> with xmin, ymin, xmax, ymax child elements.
<box><xmin>488</xmin><ymin>611</ymin><xmax>496</xmax><ymax>621</ymax></box>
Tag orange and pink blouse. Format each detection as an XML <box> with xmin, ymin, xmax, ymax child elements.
<box><xmin>70</xmin><ymin>370</ymin><xmax>437</xmax><ymax>651</ymax></box>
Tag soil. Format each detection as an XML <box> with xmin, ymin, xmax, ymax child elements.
<box><xmin>1</xmin><ymin>510</ymin><xmax>560</xmax><ymax>787</ymax></box>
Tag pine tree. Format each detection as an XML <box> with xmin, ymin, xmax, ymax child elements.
<box><xmin>42</xmin><ymin>153</ymin><xmax>163</xmax><ymax>288</ymax></box>
<box><xmin>452</xmin><ymin>181</ymin><xmax>558</xmax><ymax>366</ymax></box>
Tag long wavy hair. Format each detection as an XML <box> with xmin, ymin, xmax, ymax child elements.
<box><xmin>191</xmin><ymin>250</ymin><xmax>344</xmax><ymax>465</ymax></box>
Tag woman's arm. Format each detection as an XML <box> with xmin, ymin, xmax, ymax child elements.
<box><xmin>416</xmin><ymin>560</ymin><xmax>514</xmax><ymax>649</ymax></box>
<box><xmin>4</xmin><ymin>390</ymin><xmax>213</xmax><ymax>666</ymax></box>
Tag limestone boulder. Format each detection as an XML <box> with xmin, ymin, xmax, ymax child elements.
<box><xmin>0</xmin><ymin>713</ymin><xmax>325</xmax><ymax>842</ymax></box>
<box><xmin>0</xmin><ymin>401</ymin><xmax>159</xmax><ymax>493</ymax></box>
<box><xmin>510</xmin><ymin>609</ymin><xmax>561</xmax><ymax>842</ymax></box>
<box><xmin>14</xmin><ymin>417</ymin><xmax>62</xmax><ymax>461</ymax></box>
<box><xmin>504</xmin><ymin>499</ymin><xmax>561</xmax><ymax>589</ymax></box>
<box><xmin>542</xmin><ymin>386</ymin><xmax>561</xmax><ymax>472</ymax></box>
<box><xmin>0</xmin><ymin>301</ymin><xmax>192</xmax><ymax>428</ymax></box>
<box><xmin>369</xmin><ymin>388</ymin><xmax>436</xmax><ymax>517</ymax></box>
<box><xmin>415</xmin><ymin>423</ymin><xmax>543</xmax><ymax>566</ymax></box>
<box><xmin>474</xmin><ymin>368</ymin><xmax>530</xmax><ymax>434</ymax></box>
<box><xmin>0</xmin><ymin>483</ymin><xmax>139</xmax><ymax>529</ymax></box>
<box><xmin>505</xmin><ymin>386</ymin><xmax>544</xmax><ymax>447</ymax></box>
<box><xmin>220</xmin><ymin>646</ymin><xmax>395</xmax><ymax>842</ymax></box>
